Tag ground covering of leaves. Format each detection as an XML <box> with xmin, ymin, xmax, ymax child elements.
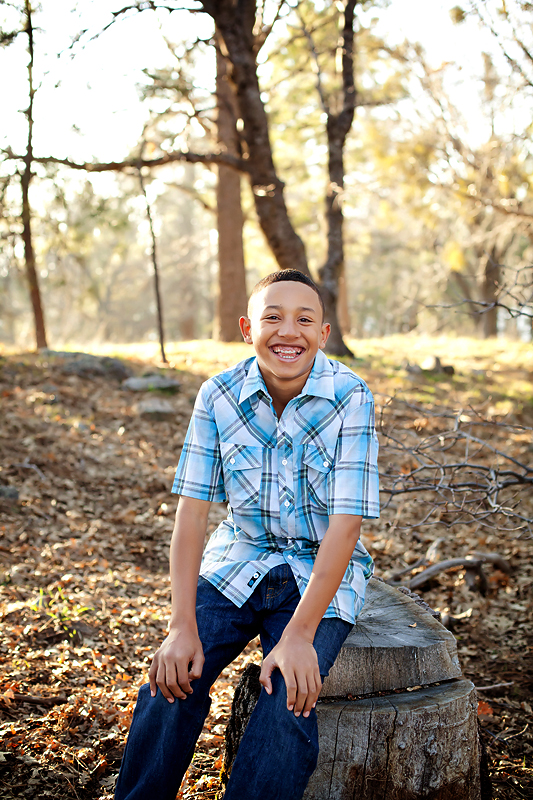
<box><xmin>0</xmin><ymin>337</ymin><xmax>532</xmax><ymax>800</ymax></box>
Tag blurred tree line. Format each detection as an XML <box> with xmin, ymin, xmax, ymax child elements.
<box><xmin>0</xmin><ymin>0</ymin><xmax>532</xmax><ymax>353</ymax></box>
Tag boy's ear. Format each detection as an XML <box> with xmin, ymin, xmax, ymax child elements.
<box><xmin>319</xmin><ymin>322</ymin><xmax>331</xmax><ymax>349</ymax></box>
<box><xmin>239</xmin><ymin>316</ymin><xmax>253</xmax><ymax>344</ymax></box>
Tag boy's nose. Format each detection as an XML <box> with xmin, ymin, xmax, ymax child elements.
<box><xmin>278</xmin><ymin>317</ymin><xmax>298</xmax><ymax>337</ymax></box>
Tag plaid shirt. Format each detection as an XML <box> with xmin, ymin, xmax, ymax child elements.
<box><xmin>172</xmin><ymin>350</ymin><xmax>379</xmax><ymax>624</ymax></box>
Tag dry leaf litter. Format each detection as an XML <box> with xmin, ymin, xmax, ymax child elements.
<box><xmin>0</xmin><ymin>347</ymin><xmax>531</xmax><ymax>799</ymax></box>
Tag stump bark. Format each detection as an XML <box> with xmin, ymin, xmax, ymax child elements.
<box><xmin>305</xmin><ymin>681</ymin><xmax>482</xmax><ymax>800</ymax></box>
<box><xmin>223</xmin><ymin>578</ymin><xmax>488</xmax><ymax>799</ymax></box>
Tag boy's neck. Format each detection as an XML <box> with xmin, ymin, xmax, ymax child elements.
<box><xmin>259</xmin><ymin>369</ymin><xmax>312</xmax><ymax>419</ymax></box>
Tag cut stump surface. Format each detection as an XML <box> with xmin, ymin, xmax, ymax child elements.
<box><xmin>322</xmin><ymin>578</ymin><xmax>462</xmax><ymax>697</ymax></box>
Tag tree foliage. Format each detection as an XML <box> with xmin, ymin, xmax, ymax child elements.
<box><xmin>1</xmin><ymin>0</ymin><xmax>532</xmax><ymax>346</ymax></box>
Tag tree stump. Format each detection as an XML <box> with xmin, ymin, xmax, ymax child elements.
<box><xmin>223</xmin><ymin>578</ymin><xmax>488</xmax><ymax>800</ymax></box>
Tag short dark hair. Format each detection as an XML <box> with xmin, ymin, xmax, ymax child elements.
<box><xmin>249</xmin><ymin>270</ymin><xmax>325</xmax><ymax>318</ymax></box>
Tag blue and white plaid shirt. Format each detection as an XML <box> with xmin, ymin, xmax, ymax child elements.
<box><xmin>172</xmin><ymin>350</ymin><xmax>379</xmax><ymax>624</ymax></box>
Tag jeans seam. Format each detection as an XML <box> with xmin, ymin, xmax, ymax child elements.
<box><xmin>265</xmin><ymin>576</ymin><xmax>289</xmax><ymax>602</ymax></box>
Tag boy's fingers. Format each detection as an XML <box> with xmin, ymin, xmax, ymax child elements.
<box><xmin>148</xmin><ymin>657</ymin><xmax>158</xmax><ymax>697</ymax></box>
<box><xmin>302</xmin><ymin>676</ymin><xmax>321</xmax><ymax>717</ymax></box>
<box><xmin>176</xmin><ymin>662</ymin><xmax>193</xmax><ymax>695</ymax></box>
<box><xmin>166</xmin><ymin>663</ymin><xmax>188</xmax><ymax>701</ymax></box>
<box><xmin>259</xmin><ymin>658</ymin><xmax>275</xmax><ymax>695</ymax></box>
<box><xmin>155</xmin><ymin>663</ymin><xmax>175</xmax><ymax>703</ymax></box>
<box><xmin>292</xmin><ymin>676</ymin><xmax>309</xmax><ymax>716</ymax></box>
<box><xmin>284</xmin><ymin>674</ymin><xmax>298</xmax><ymax>712</ymax></box>
<box><xmin>188</xmin><ymin>651</ymin><xmax>204</xmax><ymax>682</ymax></box>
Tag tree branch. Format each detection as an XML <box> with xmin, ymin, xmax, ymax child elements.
<box><xmin>470</xmin><ymin>1</ymin><xmax>533</xmax><ymax>89</ymax></box>
<box><xmin>254</xmin><ymin>0</ymin><xmax>287</xmax><ymax>53</ymax></box>
<box><xmin>297</xmin><ymin>7</ymin><xmax>328</xmax><ymax>114</ymax></box>
<box><xmin>445</xmin><ymin>184</ymin><xmax>533</xmax><ymax>220</ymax></box>
<box><xmin>163</xmin><ymin>180</ymin><xmax>215</xmax><ymax>211</ymax></box>
<box><xmin>378</xmin><ymin>395</ymin><xmax>533</xmax><ymax>531</ymax></box>
<box><xmin>2</xmin><ymin>147</ymin><xmax>249</xmax><ymax>173</ymax></box>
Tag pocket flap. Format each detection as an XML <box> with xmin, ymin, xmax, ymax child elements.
<box><xmin>303</xmin><ymin>445</ymin><xmax>335</xmax><ymax>473</ymax></box>
<box><xmin>220</xmin><ymin>443</ymin><xmax>263</xmax><ymax>471</ymax></box>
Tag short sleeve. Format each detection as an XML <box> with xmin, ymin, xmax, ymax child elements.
<box><xmin>172</xmin><ymin>381</ymin><xmax>226</xmax><ymax>503</ymax></box>
<box><xmin>327</xmin><ymin>394</ymin><xmax>380</xmax><ymax>518</ymax></box>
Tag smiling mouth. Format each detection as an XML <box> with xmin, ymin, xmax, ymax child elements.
<box><xmin>270</xmin><ymin>346</ymin><xmax>305</xmax><ymax>360</ymax></box>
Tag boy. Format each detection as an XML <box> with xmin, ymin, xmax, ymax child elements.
<box><xmin>114</xmin><ymin>270</ymin><xmax>379</xmax><ymax>800</ymax></box>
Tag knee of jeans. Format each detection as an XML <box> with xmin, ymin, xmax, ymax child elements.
<box><xmin>266</xmin><ymin>673</ymin><xmax>318</xmax><ymax>727</ymax></box>
<box><xmin>135</xmin><ymin>682</ymin><xmax>153</xmax><ymax>709</ymax></box>
<box><xmin>135</xmin><ymin>682</ymin><xmax>210</xmax><ymax>718</ymax></box>
<box><xmin>138</xmin><ymin>682</ymin><xmax>151</xmax><ymax>699</ymax></box>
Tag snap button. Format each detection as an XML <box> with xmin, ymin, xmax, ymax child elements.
<box><xmin>323</xmin><ymin>460</ymin><xmax>329</xmax><ymax>467</ymax></box>
<box><xmin>230</xmin><ymin>457</ymin><xmax>235</xmax><ymax>464</ymax></box>
<box><xmin>282</xmin><ymin>459</ymin><xmax>287</xmax><ymax>466</ymax></box>
<box><xmin>284</xmin><ymin>500</ymin><xmax>290</xmax><ymax>508</ymax></box>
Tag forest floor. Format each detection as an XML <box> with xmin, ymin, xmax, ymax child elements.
<box><xmin>0</xmin><ymin>335</ymin><xmax>532</xmax><ymax>799</ymax></box>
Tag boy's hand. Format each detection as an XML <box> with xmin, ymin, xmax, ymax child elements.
<box><xmin>259</xmin><ymin>633</ymin><xmax>321</xmax><ymax>718</ymax></box>
<box><xmin>149</xmin><ymin>626</ymin><xmax>204</xmax><ymax>703</ymax></box>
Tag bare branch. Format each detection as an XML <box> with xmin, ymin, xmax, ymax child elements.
<box><xmin>429</xmin><ymin>263</ymin><xmax>533</xmax><ymax>320</ymax></box>
<box><xmin>296</xmin><ymin>6</ymin><xmax>328</xmax><ymax>114</ymax></box>
<box><xmin>255</xmin><ymin>0</ymin><xmax>288</xmax><ymax>53</ymax></box>
<box><xmin>163</xmin><ymin>180</ymin><xmax>215</xmax><ymax>211</ymax></box>
<box><xmin>86</xmin><ymin>2</ymin><xmax>202</xmax><ymax>43</ymax></box>
<box><xmin>470</xmin><ymin>1</ymin><xmax>533</xmax><ymax>90</ymax></box>
<box><xmin>450</xmin><ymin>187</ymin><xmax>533</xmax><ymax>221</ymax></box>
<box><xmin>2</xmin><ymin>147</ymin><xmax>249</xmax><ymax>174</ymax></box>
<box><xmin>378</xmin><ymin>394</ymin><xmax>533</xmax><ymax>532</ymax></box>
<box><xmin>408</xmin><ymin>558</ymin><xmax>484</xmax><ymax>590</ymax></box>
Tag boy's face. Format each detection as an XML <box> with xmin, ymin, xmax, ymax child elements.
<box><xmin>239</xmin><ymin>281</ymin><xmax>330</xmax><ymax>397</ymax></box>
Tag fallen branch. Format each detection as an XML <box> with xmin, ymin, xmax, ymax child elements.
<box><xmin>389</xmin><ymin>538</ymin><xmax>445</xmax><ymax>583</ymax></box>
<box><xmin>476</xmin><ymin>682</ymin><xmax>515</xmax><ymax>692</ymax></box>
<box><xmin>401</xmin><ymin>551</ymin><xmax>512</xmax><ymax>592</ymax></box>
<box><xmin>389</xmin><ymin>557</ymin><xmax>428</xmax><ymax>582</ymax></box>
<box><xmin>1</xmin><ymin>693</ymin><xmax>68</xmax><ymax>707</ymax></box>
<box><xmin>12</xmin><ymin>460</ymin><xmax>48</xmax><ymax>481</ymax></box>
<box><xmin>408</xmin><ymin>558</ymin><xmax>483</xmax><ymax>590</ymax></box>
<box><xmin>472</xmin><ymin>551</ymin><xmax>512</xmax><ymax>575</ymax></box>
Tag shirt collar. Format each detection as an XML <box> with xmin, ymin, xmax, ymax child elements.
<box><xmin>238</xmin><ymin>358</ymin><xmax>268</xmax><ymax>405</ymax></box>
<box><xmin>238</xmin><ymin>350</ymin><xmax>336</xmax><ymax>405</ymax></box>
<box><xmin>302</xmin><ymin>349</ymin><xmax>336</xmax><ymax>400</ymax></box>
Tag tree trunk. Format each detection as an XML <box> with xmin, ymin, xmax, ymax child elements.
<box><xmin>206</xmin><ymin>0</ymin><xmax>310</xmax><ymax>276</ymax></box>
<box><xmin>482</xmin><ymin>247</ymin><xmax>500</xmax><ymax>337</ymax></box>
<box><xmin>214</xmin><ymin>37</ymin><xmax>248</xmax><ymax>341</ymax></box>
<box><xmin>451</xmin><ymin>270</ymin><xmax>481</xmax><ymax>330</ymax></box>
<box><xmin>305</xmin><ymin>680</ymin><xmax>483</xmax><ymax>800</ymax></box>
<box><xmin>318</xmin><ymin>0</ymin><xmax>358</xmax><ymax>358</ymax></box>
<box><xmin>320</xmin><ymin>129</ymin><xmax>353</xmax><ymax>356</ymax></box>
<box><xmin>21</xmin><ymin>0</ymin><xmax>47</xmax><ymax>350</ymax></box>
<box><xmin>337</xmin><ymin>272</ymin><xmax>351</xmax><ymax>335</ymax></box>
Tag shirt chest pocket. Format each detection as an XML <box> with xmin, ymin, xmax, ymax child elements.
<box><xmin>302</xmin><ymin>445</ymin><xmax>335</xmax><ymax>509</ymax></box>
<box><xmin>220</xmin><ymin>443</ymin><xmax>264</xmax><ymax>509</ymax></box>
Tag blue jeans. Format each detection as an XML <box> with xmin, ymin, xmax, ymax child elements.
<box><xmin>114</xmin><ymin>564</ymin><xmax>352</xmax><ymax>800</ymax></box>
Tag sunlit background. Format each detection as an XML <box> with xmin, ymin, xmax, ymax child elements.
<box><xmin>1</xmin><ymin>0</ymin><xmax>532</xmax><ymax>347</ymax></box>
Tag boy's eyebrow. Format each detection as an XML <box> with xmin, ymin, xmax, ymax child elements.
<box><xmin>263</xmin><ymin>304</ymin><xmax>317</xmax><ymax>313</ymax></box>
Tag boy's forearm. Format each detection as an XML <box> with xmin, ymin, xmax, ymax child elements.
<box><xmin>168</xmin><ymin>496</ymin><xmax>210</xmax><ymax>630</ymax></box>
<box><xmin>284</xmin><ymin>514</ymin><xmax>362</xmax><ymax>640</ymax></box>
